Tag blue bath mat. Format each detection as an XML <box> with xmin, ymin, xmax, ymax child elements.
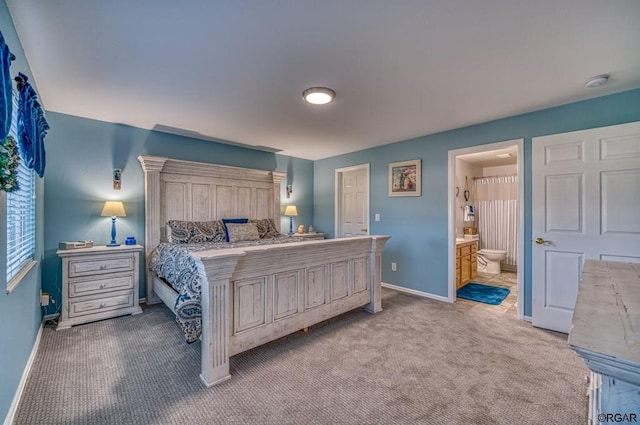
<box><xmin>457</xmin><ymin>283</ymin><xmax>510</xmax><ymax>305</ymax></box>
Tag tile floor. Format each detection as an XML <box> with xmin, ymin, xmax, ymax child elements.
<box><xmin>456</xmin><ymin>270</ymin><xmax>518</xmax><ymax>315</ymax></box>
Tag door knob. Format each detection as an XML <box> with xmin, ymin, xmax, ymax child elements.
<box><xmin>535</xmin><ymin>237</ymin><xmax>550</xmax><ymax>245</ymax></box>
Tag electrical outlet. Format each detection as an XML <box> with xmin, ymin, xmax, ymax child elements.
<box><xmin>391</xmin><ymin>262</ymin><xmax>397</xmax><ymax>271</ymax></box>
<box><xmin>40</xmin><ymin>291</ymin><xmax>49</xmax><ymax>306</ymax></box>
<box><xmin>375</xmin><ymin>213</ymin><xmax>380</xmax><ymax>222</ymax></box>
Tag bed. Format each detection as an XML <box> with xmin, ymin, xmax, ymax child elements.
<box><xmin>138</xmin><ymin>155</ymin><xmax>390</xmax><ymax>386</ymax></box>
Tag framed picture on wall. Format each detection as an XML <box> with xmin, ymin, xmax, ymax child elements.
<box><xmin>388</xmin><ymin>159</ymin><xmax>421</xmax><ymax>197</ymax></box>
<box><xmin>113</xmin><ymin>168</ymin><xmax>122</xmax><ymax>190</ymax></box>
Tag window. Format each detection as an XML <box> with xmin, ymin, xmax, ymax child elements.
<box><xmin>6</xmin><ymin>93</ymin><xmax>36</xmax><ymax>288</ymax></box>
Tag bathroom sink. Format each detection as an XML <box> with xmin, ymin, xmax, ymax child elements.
<box><xmin>456</xmin><ymin>237</ymin><xmax>479</xmax><ymax>245</ymax></box>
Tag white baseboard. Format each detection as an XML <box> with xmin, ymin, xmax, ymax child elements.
<box><xmin>382</xmin><ymin>282</ymin><xmax>451</xmax><ymax>303</ymax></box>
<box><xmin>501</xmin><ymin>264</ymin><xmax>517</xmax><ymax>273</ymax></box>
<box><xmin>139</xmin><ymin>297</ymin><xmax>146</xmax><ymax>304</ymax></box>
<box><xmin>3</xmin><ymin>323</ymin><xmax>43</xmax><ymax>425</ymax></box>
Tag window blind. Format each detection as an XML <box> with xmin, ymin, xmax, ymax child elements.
<box><xmin>6</xmin><ymin>92</ymin><xmax>36</xmax><ymax>283</ymax></box>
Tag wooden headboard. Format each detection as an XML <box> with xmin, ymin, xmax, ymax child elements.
<box><xmin>138</xmin><ymin>155</ymin><xmax>285</xmax><ymax>302</ymax></box>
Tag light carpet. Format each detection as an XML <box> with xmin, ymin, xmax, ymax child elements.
<box><xmin>14</xmin><ymin>288</ymin><xmax>588</xmax><ymax>424</ymax></box>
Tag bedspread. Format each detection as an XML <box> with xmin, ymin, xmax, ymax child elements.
<box><xmin>149</xmin><ymin>236</ymin><xmax>309</xmax><ymax>343</ymax></box>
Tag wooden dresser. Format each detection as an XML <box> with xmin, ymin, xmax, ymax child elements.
<box><xmin>456</xmin><ymin>240</ymin><xmax>478</xmax><ymax>288</ymax></box>
<box><xmin>568</xmin><ymin>260</ymin><xmax>640</xmax><ymax>424</ymax></box>
<box><xmin>57</xmin><ymin>244</ymin><xmax>143</xmax><ymax>330</ymax></box>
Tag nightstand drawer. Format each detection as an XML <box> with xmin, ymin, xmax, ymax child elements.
<box><xmin>69</xmin><ymin>273</ymin><xmax>134</xmax><ymax>298</ymax></box>
<box><xmin>68</xmin><ymin>292</ymin><xmax>134</xmax><ymax>318</ymax></box>
<box><xmin>68</xmin><ymin>255</ymin><xmax>134</xmax><ymax>277</ymax></box>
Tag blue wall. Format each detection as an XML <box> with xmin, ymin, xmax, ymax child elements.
<box><xmin>41</xmin><ymin>112</ymin><xmax>314</xmax><ymax>308</ymax></box>
<box><xmin>2</xmin><ymin>2</ymin><xmax>639</xmax><ymax>420</ymax></box>
<box><xmin>314</xmin><ymin>89</ymin><xmax>640</xmax><ymax>316</ymax></box>
<box><xmin>0</xmin><ymin>3</ymin><xmax>44</xmax><ymax>422</ymax></box>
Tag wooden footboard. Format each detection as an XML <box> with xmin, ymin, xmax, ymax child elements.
<box><xmin>197</xmin><ymin>235</ymin><xmax>389</xmax><ymax>386</ymax></box>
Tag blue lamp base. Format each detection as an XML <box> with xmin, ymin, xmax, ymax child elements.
<box><xmin>107</xmin><ymin>216</ymin><xmax>120</xmax><ymax>247</ymax></box>
<box><xmin>288</xmin><ymin>216</ymin><xmax>294</xmax><ymax>235</ymax></box>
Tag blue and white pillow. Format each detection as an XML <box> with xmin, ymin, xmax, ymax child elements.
<box><xmin>166</xmin><ymin>220</ymin><xmax>226</xmax><ymax>244</ymax></box>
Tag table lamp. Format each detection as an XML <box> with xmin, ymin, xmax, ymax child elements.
<box><xmin>284</xmin><ymin>205</ymin><xmax>297</xmax><ymax>235</ymax></box>
<box><xmin>101</xmin><ymin>201</ymin><xmax>126</xmax><ymax>247</ymax></box>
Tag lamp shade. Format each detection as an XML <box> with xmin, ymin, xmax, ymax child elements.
<box><xmin>101</xmin><ymin>201</ymin><xmax>126</xmax><ymax>217</ymax></box>
<box><xmin>284</xmin><ymin>205</ymin><xmax>298</xmax><ymax>217</ymax></box>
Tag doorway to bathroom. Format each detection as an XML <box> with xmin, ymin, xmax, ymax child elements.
<box><xmin>447</xmin><ymin>139</ymin><xmax>525</xmax><ymax>319</ymax></box>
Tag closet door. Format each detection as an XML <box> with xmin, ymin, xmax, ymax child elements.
<box><xmin>532</xmin><ymin>121</ymin><xmax>640</xmax><ymax>333</ymax></box>
<box><xmin>337</xmin><ymin>166</ymin><xmax>370</xmax><ymax>237</ymax></box>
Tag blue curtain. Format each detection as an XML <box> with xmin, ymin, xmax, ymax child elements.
<box><xmin>16</xmin><ymin>72</ymin><xmax>49</xmax><ymax>177</ymax></box>
<box><xmin>0</xmin><ymin>31</ymin><xmax>14</xmax><ymax>140</ymax></box>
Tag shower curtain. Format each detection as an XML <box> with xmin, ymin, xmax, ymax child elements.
<box><xmin>473</xmin><ymin>175</ymin><xmax>517</xmax><ymax>267</ymax></box>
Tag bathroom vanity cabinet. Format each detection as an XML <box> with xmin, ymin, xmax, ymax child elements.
<box><xmin>456</xmin><ymin>240</ymin><xmax>478</xmax><ymax>289</ymax></box>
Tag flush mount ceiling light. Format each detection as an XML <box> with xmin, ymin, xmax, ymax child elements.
<box><xmin>302</xmin><ymin>87</ymin><xmax>336</xmax><ymax>105</ymax></box>
<box><xmin>584</xmin><ymin>74</ymin><xmax>609</xmax><ymax>88</ymax></box>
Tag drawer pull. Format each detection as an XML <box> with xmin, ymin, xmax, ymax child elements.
<box><xmin>99</xmin><ymin>303</ymin><xmax>106</xmax><ymax>308</ymax></box>
<box><xmin>99</xmin><ymin>284</ymin><xmax>106</xmax><ymax>289</ymax></box>
<box><xmin>100</xmin><ymin>265</ymin><xmax>107</xmax><ymax>270</ymax></box>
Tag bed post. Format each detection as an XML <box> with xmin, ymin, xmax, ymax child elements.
<box><xmin>198</xmin><ymin>252</ymin><xmax>245</xmax><ymax>387</ymax></box>
<box><xmin>138</xmin><ymin>155</ymin><xmax>168</xmax><ymax>304</ymax></box>
<box><xmin>364</xmin><ymin>235</ymin><xmax>390</xmax><ymax>313</ymax></box>
<box><xmin>272</xmin><ymin>171</ymin><xmax>285</xmax><ymax>232</ymax></box>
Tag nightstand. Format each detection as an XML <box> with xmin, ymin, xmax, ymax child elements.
<box><xmin>294</xmin><ymin>233</ymin><xmax>326</xmax><ymax>240</ymax></box>
<box><xmin>57</xmin><ymin>244</ymin><xmax>143</xmax><ymax>330</ymax></box>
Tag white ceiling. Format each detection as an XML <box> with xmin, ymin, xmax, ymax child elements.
<box><xmin>7</xmin><ymin>0</ymin><xmax>640</xmax><ymax>160</ymax></box>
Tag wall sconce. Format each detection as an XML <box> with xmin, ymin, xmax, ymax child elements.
<box><xmin>284</xmin><ymin>205</ymin><xmax>298</xmax><ymax>235</ymax></box>
<box><xmin>101</xmin><ymin>201</ymin><xmax>126</xmax><ymax>246</ymax></box>
<box><xmin>286</xmin><ymin>184</ymin><xmax>292</xmax><ymax>199</ymax></box>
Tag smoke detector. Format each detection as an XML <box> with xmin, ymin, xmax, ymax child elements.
<box><xmin>584</xmin><ymin>74</ymin><xmax>609</xmax><ymax>88</ymax></box>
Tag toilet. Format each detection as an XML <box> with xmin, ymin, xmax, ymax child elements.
<box><xmin>477</xmin><ymin>249</ymin><xmax>507</xmax><ymax>274</ymax></box>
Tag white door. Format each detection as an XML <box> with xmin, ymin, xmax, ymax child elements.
<box><xmin>532</xmin><ymin>121</ymin><xmax>640</xmax><ymax>333</ymax></box>
<box><xmin>337</xmin><ymin>166</ymin><xmax>369</xmax><ymax>237</ymax></box>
